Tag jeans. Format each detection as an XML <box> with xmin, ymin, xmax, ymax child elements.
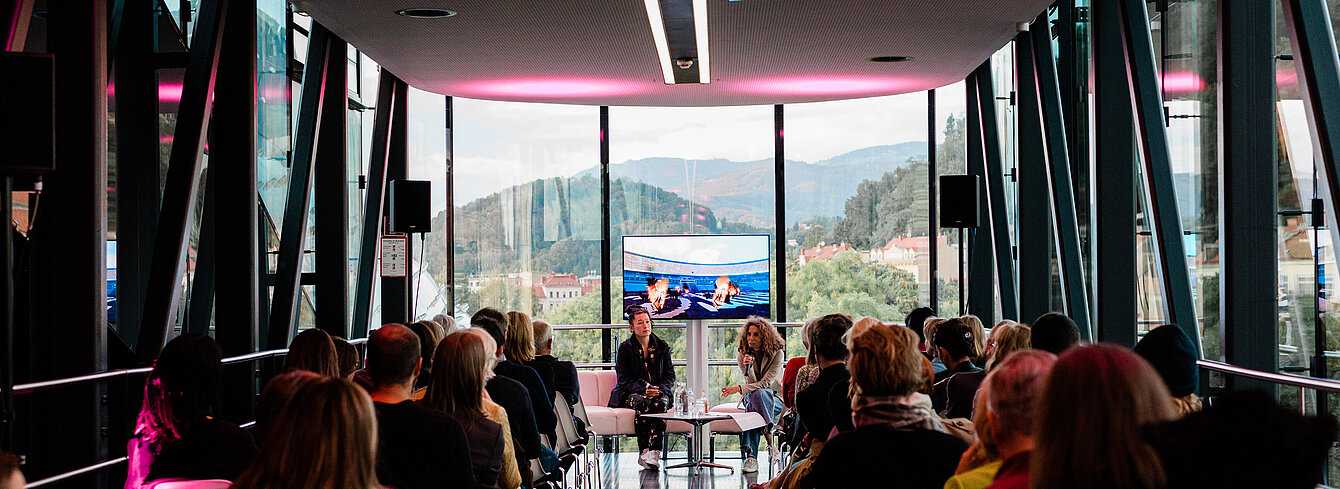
<box><xmin>741</xmin><ymin>388</ymin><xmax>783</xmax><ymax>457</ymax></box>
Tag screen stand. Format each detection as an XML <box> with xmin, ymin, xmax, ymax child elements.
<box><xmin>685</xmin><ymin>319</ymin><xmax>710</xmax><ymax>459</ymax></box>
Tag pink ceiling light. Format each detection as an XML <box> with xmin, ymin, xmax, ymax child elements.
<box><xmin>745</xmin><ymin>76</ymin><xmax>915</xmax><ymax>96</ymax></box>
<box><xmin>461</xmin><ymin>77</ymin><xmax>643</xmax><ymax>98</ymax></box>
<box><xmin>1160</xmin><ymin>72</ymin><xmax>1206</xmax><ymax>93</ymax></box>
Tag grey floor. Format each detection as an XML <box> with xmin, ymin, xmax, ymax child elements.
<box><xmin>582</xmin><ymin>450</ymin><xmax>781</xmax><ymax>489</ymax></box>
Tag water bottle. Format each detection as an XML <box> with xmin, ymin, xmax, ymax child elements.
<box><xmin>674</xmin><ymin>382</ymin><xmax>688</xmax><ymax>416</ymax></box>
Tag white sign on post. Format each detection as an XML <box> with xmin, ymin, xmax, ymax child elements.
<box><xmin>379</xmin><ymin>235</ymin><xmax>409</xmax><ymax>277</ymax></box>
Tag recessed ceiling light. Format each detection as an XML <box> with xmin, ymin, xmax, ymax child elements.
<box><xmin>867</xmin><ymin>56</ymin><xmax>913</xmax><ymax>63</ymax></box>
<box><xmin>396</xmin><ymin>8</ymin><xmax>456</xmax><ymax>18</ymax></box>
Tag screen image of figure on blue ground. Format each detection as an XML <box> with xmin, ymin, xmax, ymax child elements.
<box><xmin>622</xmin><ymin>234</ymin><xmax>770</xmax><ymax>320</ymax></box>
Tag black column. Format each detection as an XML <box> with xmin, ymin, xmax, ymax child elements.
<box><xmin>381</xmin><ymin>80</ymin><xmax>410</xmax><ymax>324</ymax></box>
<box><xmin>1015</xmin><ymin>32</ymin><xmax>1051</xmax><ymax>324</ymax></box>
<box><xmin>1092</xmin><ymin>0</ymin><xmax>1137</xmax><ymax>347</ymax></box>
<box><xmin>600</xmin><ymin>106</ymin><xmax>611</xmax><ymax>360</ymax></box>
<box><xmin>315</xmin><ymin>35</ymin><xmax>349</xmax><ymax>338</ymax></box>
<box><xmin>928</xmin><ymin>90</ymin><xmax>939</xmax><ymax>310</ymax></box>
<box><xmin>966</xmin><ymin>73</ymin><xmax>994</xmax><ymax>319</ymax></box>
<box><xmin>1219</xmin><ymin>0</ymin><xmax>1277</xmax><ymax>391</ymax></box>
<box><xmin>27</xmin><ymin>0</ymin><xmax>108</xmax><ymax>483</ymax></box>
<box><xmin>112</xmin><ymin>0</ymin><xmax>159</xmax><ymax>350</ymax></box>
<box><xmin>351</xmin><ymin>70</ymin><xmax>398</xmax><ymax>338</ymax></box>
<box><xmin>213</xmin><ymin>0</ymin><xmax>259</xmax><ymax>421</ymax></box>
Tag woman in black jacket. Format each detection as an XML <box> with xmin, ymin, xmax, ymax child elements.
<box><xmin>609</xmin><ymin>305</ymin><xmax>676</xmax><ymax>470</ymax></box>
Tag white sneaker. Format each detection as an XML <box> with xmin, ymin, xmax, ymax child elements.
<box><xmin>642</xmin><ymin>450</ymin><xmax>661</xmax><ymax>470</ymax></box>
<box><xmin>742</xmin><ymin>456</ymin><xmax>759</xmax><ymax>473</ymax></box>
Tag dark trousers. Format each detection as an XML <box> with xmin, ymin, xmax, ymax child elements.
<box><xmin>621</xmin><ymin>394</ymin><xmax>669</xmax><ymax>451</ymax></box>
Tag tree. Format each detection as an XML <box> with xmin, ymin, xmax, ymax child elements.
<box><xmin>786</xmin><ymin>250</ymin><xmax>918</xmax><ymax>321</ymax></box>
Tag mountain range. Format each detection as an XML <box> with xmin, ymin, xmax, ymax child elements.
<box><xmin>576</xmin><ymin>141</ymin><xmax>929</xmax><ymax>227</ymax></box>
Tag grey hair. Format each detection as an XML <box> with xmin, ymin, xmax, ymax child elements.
<box><xmin>432</xmin><ymin>313</ymin><xmax>458</xmax><ymax>333</ymax></box>
<box><xmin>532</xmin><ymin>319</ymin><xmax>554</xmax><ymax>353</ymax></box>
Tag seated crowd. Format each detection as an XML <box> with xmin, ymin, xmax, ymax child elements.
<box><xmin>1</xmin><ymin>305</ymin><xmax>1327</xmax><ymax>489</ymax></box>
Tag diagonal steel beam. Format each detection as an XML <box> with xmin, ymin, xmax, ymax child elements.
<box><xmin>1031</xmin><ymin>13</ymin><xmax>1093</xmax><ymax>339</ymax></box>
<box><xmin>266</xmin><ymin>22</ymin><xmax>330</xmax><ymax>349</ymax></box>
<box><xmin>137</xmin><ymin>0</ymin><xmax>228</xmax><ymax>362</ymax></box>
<box><xmin>2</xmin><ymin>0</ymin><xmax>33</xmax><ymax>51</ymax></box>
<box><xmin>973</xmin><ymin>61</ymin><xmax>1019</xmax><ymax>322</ymax></box>
<box><xmin>351</xmin><ymin>69</ymin><xmax>401</xmax><ymax>339</ymax></box>
<box><xmin>1116</xmin><ymin>0</ymin><xmax>1201</xmax><ymax>354</ymax></box>
<box><xmin>966</xmin><ymin>73</ymin><xmax>994</xmax><ymax>320</ymax></box>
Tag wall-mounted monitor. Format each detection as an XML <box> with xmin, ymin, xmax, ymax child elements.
<box><xmin>622</xmin><ymin>234</ymin><xmax>770</xmax><ymax>320</ymax></box>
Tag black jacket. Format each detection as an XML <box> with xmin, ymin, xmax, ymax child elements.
<box><xmin>795</xmin><ymin>363</ymin><xmax>850</xmax><ymax>441</ymax></box>
<box><xmin>802</xmin><ymin>425</ymin><xmax>967</xmax><ymax>489</ymax></box>
<box><xmin>485</xmin><ymin>374</ymin><xmax>541</xmax><ymax>458</ymax></box>
<box><xmin>374</xmin><ymin>400</ymin><xmax>476</xmax><ymax>489</ymax></box>
<box><xmin>609</xmin><ymin>333</ymin><xmax>675</xmax><ymax>407</ymax></box>
<box><xmin>496</xmin><ymin>360</ymin><xmax>558</xmax><ymax>436</ymax></box>
<box><xmin>528</xmin><ymin>354</ymin><xmax>581</xmax><ymax>406</ymax></box>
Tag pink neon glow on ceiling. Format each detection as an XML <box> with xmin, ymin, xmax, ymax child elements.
<box><xmin>1161</xmin><ymin>72</ymin><xmax>1206</xmax><ymax>93</ymax></box>
<box><xmin>744</xmin><ymin>77</ymin><xmax>917</xmax><ymax>96</ymax></box>
<box><xmin>460</xmin><ymin>78</ymin><xmax>644</xmax><ymax>98</ymax></box>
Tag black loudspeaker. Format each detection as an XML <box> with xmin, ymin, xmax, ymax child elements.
<box><xmin>0</xmin><ymin>53</ymin><xmax>55</xmax><ymax>173</ymax></box>
<box><xmin>939</xmin><ymin>175</ymin><xmax>980</xmax><ymax>228</ymax></box>
<box><xmin>390</xmin><ymin>180</ymin><xmax>431</xmax><ymax>233</ymax></box>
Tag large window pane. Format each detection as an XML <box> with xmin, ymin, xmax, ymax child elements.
<box><xmin>936</xmin><ymin>83</ymin><xmax>970</xmax><ymax>318</ymax></box>
<box><xmin>608</xmin><ymin>105</ymin><xmax>777</xmax><ymax>411</ymax></box>
<box><xmin>452</xmin><ymin>99</ymin><xmax>601</xmax><ymax>326</ymax></box>
<box><xmin>408</xmin><ymin>88</ymin><xmax>450</xmax><ymax>321</ymax></box>
<box><xmin>784</xmin><ymin>94</ymin><xmax>930</xmax><ymax>333</ymax></box>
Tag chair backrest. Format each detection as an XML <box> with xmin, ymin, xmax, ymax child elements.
<box><xmin>570</xmin><ymin>386</ymin><xmax>592</xmax><ymax>428</ymax></box>
<box><xmin>552</xmin><ymin>395</ymin><xmax>578</xmax><ymax>454</ymax></box>
<box><xmin>147</xmin><ymin>480</ymin><xmax>232</xmax><ymax>489</ymax></box>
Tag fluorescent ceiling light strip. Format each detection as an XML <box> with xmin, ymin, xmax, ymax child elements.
<box><xmin>692</xmin><ymin>0</ymin><xmax>710</xmax><ymax>83</ymax></box>
<box><xmin>643</xmin><ymin>0</ymin><xmax>676</xmax><ymax>84</ymax></box>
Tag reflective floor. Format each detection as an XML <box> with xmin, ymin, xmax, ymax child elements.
<box><xmin>576</xmin><ymin>448</ymin><xmax>782</xmax><ymax>489</ymax></box>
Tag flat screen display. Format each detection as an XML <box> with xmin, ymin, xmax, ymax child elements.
<box><xmin>622</xmin><ymin>234</ymin><xmax>770</xmax><ymax>320</ymax></box>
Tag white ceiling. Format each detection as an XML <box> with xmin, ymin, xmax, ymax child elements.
<box><xmin>300</xmin><ymin>0</ymin><xmax>1051</xmax><ymax>107</ymax></box>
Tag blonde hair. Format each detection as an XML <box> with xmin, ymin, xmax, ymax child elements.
<box><xmin>232</xmin><ymin>377</ymin><xmax>378</xmax><ymax>489</ymax></box>
<box><xmin>847</xmin><ymin>323</ymin><xmax>923</xmax><ymax>398</ymax></box>
<box><xmin>504</xmin><ymin>311</ymin><xmax>535</xmax><ymax>363</ymax></box>
<box><xmin>985</xmin><ymin>323</ymin><xmax>1032</xmax><ymax>370</ymax></box>
<box><xmin>737</xmin><ymin>316</ymin><xmax>785</xmax><ymax>354</ymax></box>
<box><xmin>959</xmin><ymin>315</ymin><xmax>987</xmax><ymax>360</ymax></box>
<box><xmin>1032</xmin><ymin>344</ymin><xmax>1178</xmax><ymax>489</ymax></box>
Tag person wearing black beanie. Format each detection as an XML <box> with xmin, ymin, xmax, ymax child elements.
<box><xmin>1133</xmin><ymin>324</ymin><xmax>1201</xmax><ymax>414</ymax></box>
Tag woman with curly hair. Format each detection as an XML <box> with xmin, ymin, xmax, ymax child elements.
<box><xmin>721</xmin><ymin>316</ymin><xmax>786</xmax><ymax>472</ymax></box>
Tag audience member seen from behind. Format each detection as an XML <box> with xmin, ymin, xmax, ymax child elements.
<box><xmin>793</xmin><ymin>313</ymin><xmax>854</xmax><ymax>445</ymax></box>
<box><xmin>254</xmin><ymin>370</ymin><xmax>324</xmax><ymax>444</ymax></box>
<box><xmin>960</xmin><ymin>315</ymin><xmax>988</xmax><ymax>366</ymax></box>
<box><xmin>610</xmin><ymin>305</ymin><xmax>676</xmax><ymax>470</ymax></box>
<box><xmin>940</xmin><ymin>322</ymin><xmax>1031</xmax><ymax>419</ymax></box>
<box><xmin>332</xmin><ymin>336</ymin><xmax>361</xmax><ymax>380</ymax></box>
<box><xmin>905</xmin><ymin>306</ymin><xmax>936</xmax><ymax>352</ymax></box>
<box><xmin>1028</xmin><ymin>312</ymin><xmax>1080</xmax><ymax>355</ymax></box>
<box><xmin>721</xmin><ymin>316</ymin><xmax>786</xmax><ymax>473</ymax></box>
<box><xmin>800</xmin><ymin>323</ymin><xmax>968</xmax><ymax>489</ymax></box>
<box><xmin>924</xmin><ymin>317</ymin><xmax>949</xmax><ymax>374</ymax></box>
<box><xmin>423</xmin><ymin>330</ymin><xmax>518</xmax><ymax>489</ymax></box>
<box><xmin>1145</xmin><ymin>390</ymin><xmax>1338</xmax><ymax>489</ymax></box>
<box><xmin>473</xmin><ymin>307</ymin><xmax>556</xmax><ymax>446</ymax></box>
<box><xmin>977</xmin><ymin>350</ymin><xmax>1057</xmax><ymax>489</ymax></box>
<box><xmin>365</xmin><ymin>323</ymin><xmax>475</xmax><ymax>489</ymax></box>
<box><xmin>432</xmin><ymin>313</ymin><xmax>457</xmax><ymax>336</ymax></box>
<box><xmin>931</xmin><ymin>318</ymin><xmax>981</xmax><ymax>412</ymax></box>
<box><xmin>1031</xmin><ymin>345</ymin><xmax>1178</xmax><ymax>489</ymax></box>
<box><xmin>125</xmin><ymin>334</ymin><xmax>256</xmax><ymax>489</ymax></box>
<box><xmin>944</xmin><ymin>383</ymin><xmax>999</xmax><ymax>489</ymax></box>
<box><xmin>505</xmin><ymin>311</ymin><xmax>551</xmax><ymax>398</ymax></box>
<box><xmin>826</xmin><ymin>316</ymin><xmax>881</xmax><ymax>434</ymax></box>
<box><xmin>528</xmin><ymin>319</ymin><xmax>582</xmax><ymax>407</ymax></box>
<box><xmin>231</xmin><ymin>377</ymin><xmax>379</xmax><ymax>489</ymax></box>
<box><xmin>284</xmin><ymin>328</ymin><xmax>340</xmax><ymax>377</ymax></box>
<box><xmin>1133</xmin><ymin>324</ymin><xmax>1203</xmax><ymax>415</ymax></box>
<box><xmin>0</xmin><ymin>451</ymin><xmax>22</xmax><ymax>489</ymax></box>
<box><xmin>406</xmin><ymin>321</ymin><xmax>440</xmax><ymax>392</ymax></box>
